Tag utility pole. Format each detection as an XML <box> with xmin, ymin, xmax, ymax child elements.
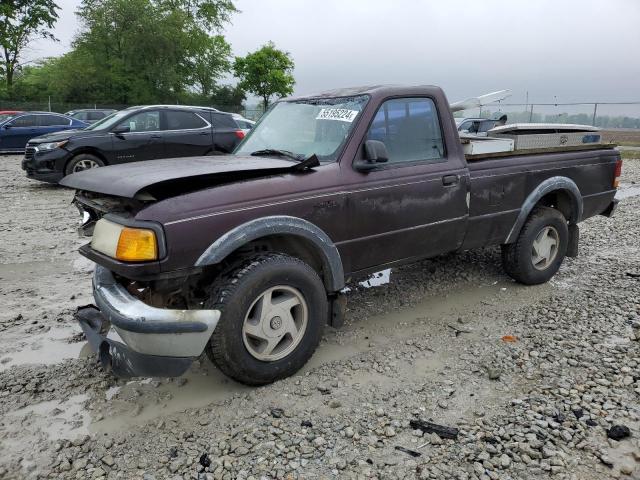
<box><xmin>592</xmin><ymin>103</ymin><xmax>598</xmax><ymax>126</ymax></box>
<box><xmin>529</xmin><ymin>104</ymin><xmax>534</xmax><ymax>122</ymax></box>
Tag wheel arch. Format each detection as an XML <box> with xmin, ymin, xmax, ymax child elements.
<box><xmin>195</xmin><ymin>216</ymin><xmax>345</xmax><ymax>292</ymax></box>
<box><xmin>64</xmin><ymin>148</ymin><xmax>108</xmax><ymax>171</ymax></box>
<box><xmin>505</xmin><ymin>176</ymin><xmax>582</xmax><ymax>244</ymax></box>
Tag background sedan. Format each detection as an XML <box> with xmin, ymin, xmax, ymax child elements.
<box><xmin>0</xmin><ymin>112</ymin><xmax>88</xmax><ymax>152</ymax></box>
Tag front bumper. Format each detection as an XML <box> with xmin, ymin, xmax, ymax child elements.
<box><xmin>21</xmin><ymin>148</ymin><xmax>68</xmax><ymax>183</ymax></box>
<box><xmin>76</xmin><ymin>266</ymin><xmax>220</xmax><ymax>377</ymax></box>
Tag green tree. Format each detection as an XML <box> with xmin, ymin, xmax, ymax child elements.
<box><xmin>0</xmin><ymin>0</ymin><xmax>60</xmax><ymax>94</ymax></box>
<box><xmin>192</xmin><ymin>35</ymin><xmax>232</xmax><ymax>96</ymax></box>
<box><xmin>234</xmin><ymin>42</ymin><xmax>295</xmax><ymax>111</ymax></box>
<box><xmin>56</xmin><ymin>0</ymin><xmax>236</xmax><ymax>104</ymax></box>
<box><xmin>208</xmin><ymin>84</ymin><xmax>246</xmax><ymax>111</ymax></box>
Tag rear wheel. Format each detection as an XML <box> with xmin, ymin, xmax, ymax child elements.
<box><xmin>205</xmin><ymin>253</ymin><xmax>327</xmax><ymax>385</ymax></box>
<box><xmin>65</xmin><ymin>153</ymin><xmax>104</xmax><ymax>175</ymax></box>
<box><xmin>501</xmin><ymin>206</ymin><xmax>568</xmax><ymax>285</ymax></box>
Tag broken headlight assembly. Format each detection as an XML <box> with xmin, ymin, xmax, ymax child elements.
<box><xmin>91</xmin><ymin>218</ymin><xmax>159</xmax><ymax>262</ymax></box>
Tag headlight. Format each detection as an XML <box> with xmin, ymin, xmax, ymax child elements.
<box><xmin>91</xmin><ymin>218</ymin><xmax>158</xmax><ymax>262</ymax></box>
<box><xmin>37</xmin><ymin>140</ymin><xmax>68</xmax><ymax>151</ymax></box>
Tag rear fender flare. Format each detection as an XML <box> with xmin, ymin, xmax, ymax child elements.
<box><xmin>195</xmin><ymin>215</ymin><xmax>345</xmax><ymax>292</ymax></box>
<box><xmin>505</xmin><ymin>176</ymin><xmax>582</xmax><ymax>244</ymax></box>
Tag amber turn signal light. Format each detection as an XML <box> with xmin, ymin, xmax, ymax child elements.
<box><xmin>115</xmin><ymin>227</ymin><xmax>158</xmax><ymax>262</ymax></box>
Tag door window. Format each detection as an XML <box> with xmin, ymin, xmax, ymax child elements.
<box><xmin>212</xmin><ymin>113</ymin><xmax>238</xmax><ymax>129</ymax></box>
<box><xmin>165</xmin><ymin>111</ymin><xmax>207</xmax><ymax>130</ymax></box>
<box><xmin>88</xmin><ymin>111</ymin><xmax>105</xmax><ymax>121</ymax></box>
<box><xmin>118</xmin><ymin>111</ymin><xmax>160</xmax><ymax>132</ymax></box>
<box><xmin>10</xmin><ymin>115</ymin><xmax>38</xmax><ymax>127</ymax></box>
<box><xmin>367</xmin><ymin>98</ymin><xmax>444</xmax><ymax>164</ymax></box>
<box><xmin>459</xmin><ymin>120</ymin><xmax>473</xmax><ymax>131</ymax></box>
<box><xmin>38</xmin><ymin>115</ymin><xmax>70</xmax><ymax>126</ymax></box>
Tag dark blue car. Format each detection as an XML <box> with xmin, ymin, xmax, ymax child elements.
<box><xmin>0</xmin><ymin>112</ymin><xmax>88</xmax><ymax>152</ymax></box>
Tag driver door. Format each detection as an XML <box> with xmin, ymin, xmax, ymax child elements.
<box><xmin>111</xmin><ymin>110</ymin><xmax>164</xmax><ymax>164</ymax></box>
<box><xmin>343</xmin><ymin>97</ymin><xmax>469</xmax><ymax>273</ymax></box>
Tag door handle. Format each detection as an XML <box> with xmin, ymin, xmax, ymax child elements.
<box><xmin>150</xmin><ymin>135</ymin><xmax>162</xmax><ymax>139</ymax></box>
<box><xmin>442</xmin><ymin>174</ymin><xmax>459</xmax><ymax>186</ymax></box>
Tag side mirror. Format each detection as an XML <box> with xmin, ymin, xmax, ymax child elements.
<box><xmin>111</xmin><ymin>125</ymin><xmax>130</xmax><ymax>135</ymax></box>
<box><xmin>3</xmin><ymin>124</ymin><xmax>12</xmax><ymax>129</ymax></box>
<box><xmin>354</xmin><ymin>140</ymin><xmax>389</xmax><ymax>172</ymax></box>
<box><xmin>364</xmin><ymin>139</ymin><xmax>389</xmax><ymax>163</ymax></box>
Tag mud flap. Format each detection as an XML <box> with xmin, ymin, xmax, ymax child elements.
<box><xmin>567</xmin><ymin>224</ymin><xmax>579</xmax><ymax>258</ymax></box>
<box><xmin>328</xmin><ymin>294</ymin><xmax>347</xmax><ymax>328</ymax></box>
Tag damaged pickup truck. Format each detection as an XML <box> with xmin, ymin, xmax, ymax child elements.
<box><xmin>61</xmin><ymin>85</ymin><xmax>621</xmax><ymax>385</ymax></box>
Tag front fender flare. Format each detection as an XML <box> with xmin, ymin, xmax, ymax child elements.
<box><xmin>195</xmin><ymin>215</ymin><xmax>345</xmax><ymax>292</ymax></box>
<box><xmin>505</xmin><ymin>176</ymin><xmax>583</xmax><ymax>244</ymax></box>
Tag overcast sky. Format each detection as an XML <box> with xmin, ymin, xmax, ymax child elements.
<box><xmin>28</xmin><ymin>0</ymin><xmax>640</xmax><ymax>113</ymax></box>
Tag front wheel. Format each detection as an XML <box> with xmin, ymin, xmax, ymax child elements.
<box><xmin>65</xmin><ymin>153</ymin><xmax>105</xmax><ymax>175</ymax></box>
<box><xmin>205</xmin><ymin>254</ymin><xmax>327</xmax><ymax>385</ymax></box>
<box><xmin>501</xmin><ymin>206</ymin><xmax>568</xmax><ymax>285</ymax></box>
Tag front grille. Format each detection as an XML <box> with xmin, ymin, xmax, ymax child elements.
<box><xmin>24</xmin><ymin>146</ymin><xmax>36</xmax><ymax>161</ymax></box>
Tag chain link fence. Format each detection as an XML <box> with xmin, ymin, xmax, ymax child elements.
<box><xmin>466</xmin><ymin>102</ymin><xmax>640</xmax><ymax>129</ymax></box>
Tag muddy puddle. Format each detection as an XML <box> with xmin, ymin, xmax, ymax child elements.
<box><xmin>0</xmin><ymin>267</ymin><xmax>547</xmax><ymax>443</ymax></box>
<box><xmin>86</xmin><ymin>276</ymin><xmax>545</xmax><ymax>436</ymax></box>
<box><xmin>616</xmin><ymin>183</ymin><xmax>640</xmax><ymax>200</ymax></box>
<box><xmin>0</xmin><ymin>324</ymin><xmax>85</xmax><ymax>371</ymax></box>
<box><xmin>5</xmin><ymin>394</ymin><xmax>90</xmax><ymax>441</ymax></box>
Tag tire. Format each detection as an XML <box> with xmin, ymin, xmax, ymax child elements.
<box><xmin>64</xmin><ymin>153</ymin><xmax>105</xmax><ymax>175</ymax></box>
<box><xmin>501</xmin><ymin>206</ymin><xmax>568</xmax><ymax>285</ymax></box>
<box><xmin>205</xmin><ymin>253</ymin><xmax>327</xmax><ymax>385</ymax></box>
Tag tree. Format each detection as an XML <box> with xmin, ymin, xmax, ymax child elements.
<box><xmin>208</xmin><ymin>84</ymin><xmax>246</xmax><ymax>111</ymax></box>
<box><xmin>65</xmin><ymin>0</ymin><xmax>237</xmax><ymax>104</ymax></box>
<box><xmin>192</xmin><ymin>35</ymin><xmax>232</xmax><ymax>96</ymax></box>
<box><xmin>0</xmin><ymin>0</ymin><xmax>60</xmax><ymax>93</ymax></box>
<box><xmin>234</xmin><ymin>42</ymin><xmax>295</xmax><ymax>111</ymax></box>
<box><xmin>6</xmin><ymin>0</ymin><xmax>239</xmax><ymax>106</ymax></box>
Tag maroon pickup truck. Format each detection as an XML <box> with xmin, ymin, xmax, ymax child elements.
<box><xmin>61</xmin><ymin>85</ymin><xmax>621</xmax><ymax>385</ymax></box>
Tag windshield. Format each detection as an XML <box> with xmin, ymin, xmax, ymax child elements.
<box><xmin>0</xmin><ymin>113</ymin><xmax>17</xmax><ymax>124</ymax></box>
<box><xmin>84</xmin><ymin>110</ymin><xmax>128</xmax><ymax>131</ymax></box>
<box><xmin>235</xmin><ymin>95</ymin><xmax>369</xmax><ymax>162</ymax></box>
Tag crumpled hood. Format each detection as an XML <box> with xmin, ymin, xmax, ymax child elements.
<box><xmin>59</xmin><ymin>155</ymin><xmax>296</xmax><ymax>198</ymax></box>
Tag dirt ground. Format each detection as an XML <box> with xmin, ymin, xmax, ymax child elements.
<box><xmin>0</xmin><ymin>153</ymin><xmax>639</xmax><ymax>480</ymax></box>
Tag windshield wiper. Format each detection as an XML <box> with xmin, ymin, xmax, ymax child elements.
<box><xmin>250</xmin><ymin>149</ymin><xmax>320</xmax><ymax>171</ymax></box>
<box><xmin>250</xmin><ymin>149</ymin><xmax>304</xmax><ymax>162</ymax></box>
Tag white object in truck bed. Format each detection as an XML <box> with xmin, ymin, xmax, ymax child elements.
<box><xmin>460</xmin><ymin>136</ymin><xmax>514</xmax><ymax>155</ymax></box>
<box><xmin>489</xmin><ymin>123</ymin><xmax>601</xmax><ymax>150</ymax></box>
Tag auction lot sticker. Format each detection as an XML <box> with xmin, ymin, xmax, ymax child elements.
<box><xmin>316</xmin><ymin>108</ymin><xmax>359</xmax><ymax>122</ymax></box>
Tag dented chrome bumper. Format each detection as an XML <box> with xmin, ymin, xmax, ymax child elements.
<box><xmin>75</xmin><ymin>266</ymin><xmax>220</xmax><ymax>377</ymax></box>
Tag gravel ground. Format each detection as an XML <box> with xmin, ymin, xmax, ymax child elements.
<box><xmin>0</xmin><ymin>153</ymin><xmax>639</xmax><ymax>480</ymax></box>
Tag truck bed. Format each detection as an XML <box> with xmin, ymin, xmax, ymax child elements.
<box><xmin>461</xmin><ymin>145</ymin><xmax>619</xmax><ymax>251</ymax></box>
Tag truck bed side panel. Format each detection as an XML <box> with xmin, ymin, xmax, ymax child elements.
<box><xmin>461</xmin><ymin>148</ymin><xmax>619</xmax><ymax>250</ymax></box>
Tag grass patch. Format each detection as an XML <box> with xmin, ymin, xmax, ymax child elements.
<box><xmin>620</xmin><ymin>150</ymin><xmax>640</xmax><ymax>160</ymax></box>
